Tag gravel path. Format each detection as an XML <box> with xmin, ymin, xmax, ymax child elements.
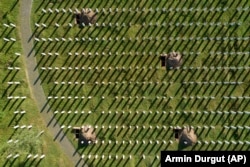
<box><xmin>19</xmin><ymin>0</ymin><xmax>86</xmax><ymax>166</ymax></box>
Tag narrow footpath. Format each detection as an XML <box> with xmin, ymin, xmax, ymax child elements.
<box><xmin>19</xmin><ymin>0</ymin><xmax>86</xmax><ymax>166</ymax></box>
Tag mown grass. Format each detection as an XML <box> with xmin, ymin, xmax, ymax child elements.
<box><xmin>0</xmin><ymin>1</ymin><xmax>73</xmax><ymax>166</ymax></box>
<box><xmin>32</xmin><ymin>0</ymin><xmax>250</xmax><ymax>166</ymax></box>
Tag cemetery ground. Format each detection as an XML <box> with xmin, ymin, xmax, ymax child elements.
<box><xmin>1</xmin><ymin>0</ymin><xmax>250</xmax><ymax>167</ymax></box>
<box><xmin>0</xmin><ymin>1</ymin><xmax>73</xmax><ymax>166</ymax></box>
<box><xmin>32</xmin><ymin>0</ymin><xmax>250</xmax><ymax>166</ymax></box>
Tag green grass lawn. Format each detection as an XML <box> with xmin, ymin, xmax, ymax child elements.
<box><xmin>0</xmin><ymin>1</ymin><xmax>73</xmax><ymax>166</ymax></box>
<box><xmin>32</xmin><ymin>0</ymin><xmax>250</xmax><ymax>166</ymax></box>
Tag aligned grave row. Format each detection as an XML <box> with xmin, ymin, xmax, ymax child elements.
<box><xmin>34</xmin><ymin>22</ymin><xmax>246</xmax><ymax>28</ymax></box>
<box><xmin>38</xmin><ymin>51</ymin><xmax>250</xmax><ymax>56</ymax></box>
<box><xmin>33</xmin><ymin>36</ymin><xmax>250</xmax><ymax>42</ymax></box>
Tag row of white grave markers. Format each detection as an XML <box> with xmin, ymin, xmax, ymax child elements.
<box><xmin>27</xmin><ymin>154</ymin><xmax>45</xmax><ymax>159</ymax></box>
<box><xmin>83</xmin><ymin>51</ymin><xmax>158</xmax><ymax>56</ymax></box>
<box><xmin>7</xmin><ymin>81</ymin><xmax>21</xmax><ymax>85</ymax></box>
<box><xmin>48</xmin><ymin>96</ymin><xmax>92</xmax><ymax>99</ymax></box>
<box><xmin>13</xmin><ymin>110</ymin><xmax>26</xmax><ymax>114</ymax></box>
<box><xmin>40</xmin><ymin>51</ymin><xmax>200</xmax><ymax>56</ymax></box>
<box><xmin>35</xmin><ymin>22</ymin><xmax>74</xmax><ymax>27</ymax></box>
<box><xmin>38</xmin><ymin>51</ymin><xmax>249</xmax><ymax>57</ymax></box>
<box><xmin>81</xmin><ymin>154</ymin><xmax>135</xmax><ymax>160</ymax></box>
<box><xmin>35</xmin><ymin>23</ymin><xmax>47</xmax><ymax>28</ymax></box>
<box><xmin>78</xmin><ymin>139</ymin><xmax>250</xmax><ymax>145</ymax></box>
<box><xmin>40</xmin><ymin>66</ymin><xmax>250</xmax><ymax>71</ymax></box>
<box><xmin>7</xmin><ymin>67</ymin><xmax>20</xmax><ymax>70</ymax></box>
<box><xmin>170</xmin><ymin>111</ymin><xmax>250</xmax><ymax>115</ymax></box>
<box><xmin>182</xmin><ymin>81</ymin><xmax>244</xmax><ymax>85</ymax></box>
<box><xmin>41</xmin><ymin>66</ymin><xmax>157</xmax><ymax>70</ymax></box>
<box><xmin>54</xmin><ymin>110</ymin><xmax>92</xmax><ymax>114</ymax></box>
<box><xmin>41</xmin><ymin>52</ymin><xmax>60</xmax><ymax>56</ymax></box>
<box><xmin>47</xmin><ymin>95</ymin><xmax>250</xmax><ymax>100</ymax></box>
<box><xmin>59</xmin><ymin>124</ymin><xmax>250</xmax><ymax>130</ymax></box>
<box><xmin>52</xmin><ymin>81</ymin><xmax>242</xmax><ymax>87</ymax></box>
<box><xmin>51</xmin><ymin>81</ymin><xmax>243</xmax><ymax>88</ymax></box>
<box><xmin>13</xmin><ymin>125</ymin><xmax>32</xmax><ymax>129</ymax></box>
<box><xmin>3</xmin><ymin>38</ymin><xmax>16</xmax><ymax>42</ymax></box>
<box><xmin>41</xmin><ymin>7</ymin><xmax>250</xmax><ymax>14</ymax></box>
<box><xmin>224</xmin><ymin>126</ymin><xmax>250</xmax><ymax>130</ymax></box>
<box><xmin>53</xmin><ymin>81</ymin><xmax>243</xmax><ymax>85</ymax></box>
<box><xmin>197</xmin><ymin>140</ymin><xmax>249</xmax><ymax>145</ymax></box>
<box><xmin>81</xmin><ymin>154</ymin><xmax>160</xmax><ymax>159</ymax></box>
<box><xmin>41</xmin><ymin>8</ymin><xmax>71</xmax><ymax>13</ymax></box>
<box><xmin>34</xmin><ymin>21</ymin><xmax>244</xmax><ymax>28</ymax></box>
<box><xmin>209</xmin><ymin>51</ymin><xmax>250</xmax><ymax>55</ymax></box>
<box><xmin>53</xmin><ymin>110</ymin><xmax>250</xmax><ymax>115</ymax></box>
<box><xmin>6</xmin><ymin>154</ymin><xmax>20</xmax><ymax>159</ymax></box>
<box><xmin>7</xmin><ymin>96</ymin><xmax>26</xmax><ymax>99</ymax></box>
<box><xmin>36</xmin><ymin>21</ymin><xmax>246</xmax><ymax>30</ymax></box>
<box><xmin>33</xmin><ymin>36</ymin><xmax>250</xmax><ymax>42</ymax></box>
<box><xmin>3</xmin><ymin>23</ymin><xmax>16</xmax><ymax>28</ymax></box>
<box><xmin>54</xmin><ymin>81</ymin><xmax>171</xmax><ymax>85</ymax></box>
<box><xmin>79</xmin><ymin>140</ymin><xmax>250</xmax><ymax>148</ymax></box>
<box><xmin>6</xmin><ymin>154</ymin><xmax>45</xmax><ymax>159</ymax></box>
<box><xmin>223</xmin><ymin>96</ymin><xmax>250</xmax><ymax>99</ymax></box>
<box><xmin>81</xmin><ymin>140</ymin><xmax>167</xmax><ymax>145</ymax></box>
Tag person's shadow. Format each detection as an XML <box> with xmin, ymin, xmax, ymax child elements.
<box><xmin>78</xmin><ymin>135</ymin><xmax>90</xmax><ymax>148</ymax></box>
<box><xmin>178</xmin><ymin>140</ymin><xmax>190</xmax><ymax>150</ymax></box>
